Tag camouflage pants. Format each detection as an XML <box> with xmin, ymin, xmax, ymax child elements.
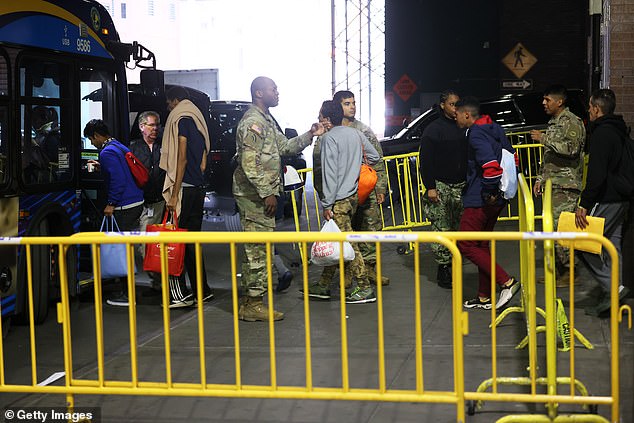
<box><xmin>423</xmin><ymin>181</ymin><xmax>465</xmax><ymax>265</ymax></box>
<box><xmin>552</xmin><ymin>187</ymin><xmax>580</xmax><ymax>273</ymax></box>
<box><xmin>320</xmin><ymin>194</ymin><xmax>368</xmax><ymax>288</ymax></box>
<box><xmin>352</xmin><ymin>192</ymin><xmax>383</xmax><ymax>266</ymax></box>
<box><xmin>235</xmin><ymin>193</ymin><xmax>276</xmax><ymax>298</ymax></box>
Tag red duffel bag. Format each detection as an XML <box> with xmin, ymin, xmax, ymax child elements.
<box><xmin>143</xmin><ymin>211</ymin><xmax>187</xmax><ymax>276</ymax></box>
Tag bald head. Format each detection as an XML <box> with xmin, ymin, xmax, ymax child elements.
<box><xmin>250</xmin><ymin>76</ymin><xmax>279</xmax><ymax>111</ymax></box>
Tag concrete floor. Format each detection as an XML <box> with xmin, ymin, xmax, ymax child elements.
<box><xmin>1</xmin><ymin>215</ymin><xmax>633</xmax><ymax>423</ymax></box>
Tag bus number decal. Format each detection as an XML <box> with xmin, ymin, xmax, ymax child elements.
<box><xmin>76</xmin><ymin>39</ymin><xmax>91</xmax><ymax>53</ymax></box>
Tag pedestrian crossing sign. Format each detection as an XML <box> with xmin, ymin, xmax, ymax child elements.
<box><xmin>502</xmin><ymin>42</ymin><xmax>537</xmax><ymax>79</ymax></box>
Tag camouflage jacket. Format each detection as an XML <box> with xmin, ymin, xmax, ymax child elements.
<box><xmin>348</xmin><ymin>119</ymin><xmax>387</xmax><ymax>195</ymax></box>
<box><xmin>232</xmin><ymin>105</ymin><xmax>313</xmax><ymax>198</ymax></box>
<box><xmin>538</xmin><ymin>107</ymin><xmax>586</xmax><ymax>190</ymax></box>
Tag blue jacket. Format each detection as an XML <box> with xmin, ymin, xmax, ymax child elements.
<box><xmin>100</xmin><ymin>139</ymin><xmax>144</xmax><ymax>207</ymax></box>
<box><xmin>463</xmin><ymin>115</ymin><xmax>515</xmax><ymax>208</ymax></box>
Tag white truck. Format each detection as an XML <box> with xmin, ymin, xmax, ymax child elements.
<box><xmin>164</xmin><ymin>68</ymin><xmax>219</xmax><ymax>100</ymax></box>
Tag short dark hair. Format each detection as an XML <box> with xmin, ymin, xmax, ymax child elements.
<box><xmin>590</xmin><ymin>88</ymin><xmax>616</xmax><ymax>115</ymax></box>
<box><xmin>544</xmin><ymin>84</ymin><xmax>568</xmax><ymax>103</ymax></box>
<box><xmin>333</xmin><ymin>90</ymin><xmax>354</xmax><ymax>104</ymax></box>
<box><xmin>166</xmin><ymin>86</ymin><xmax>189</xmax><ymax>102</ymax></box>
<box><xmin>83</xmin><ymin>119</ymin><xmax>111</xmax><ymax>138</ymax></box>
<box><xmin>439</xmin><ymin>90</ymin><xmax>459</xmax><ymax>104</ymax></box>
<box><xmin>455</xmin><ymin>96</ymin><xmax>480</xmax><ymax>117</ymax></box>
<box><xmin>320</xmin><ymin>100</ymin><xmax>344</xmax><ymax>126</ymax></box>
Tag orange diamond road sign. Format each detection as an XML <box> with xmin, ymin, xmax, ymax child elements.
<box><xmin>393</xmin><ymin>74</ymin><xmax>418</xmax><ymax>102</ymax></box>
<box><xmin>502</xmin><ymin>42</ymin><xmax>537</xmax><ymax>79</ymax></box>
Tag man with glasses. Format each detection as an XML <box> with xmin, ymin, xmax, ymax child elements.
<box><xmin>131</xmin><ymin>111</ymin><xmax>166</xmax><ymax>291</ymax></box>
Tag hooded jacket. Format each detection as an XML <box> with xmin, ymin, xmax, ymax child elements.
<box><xmin>463</xmin><ymin>115</ymin><xmax>515</xmax><ymax>208</ymax></box>
<box><xmin>579</xmin><ymin>114</ymin><xmax>630</xmax><ymax>209</ymax></box>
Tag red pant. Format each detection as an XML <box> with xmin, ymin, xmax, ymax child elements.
<box><xmin>458</xmin><ymin>205</ymin><xmax>510</xmax><ymax>298</ymax></box>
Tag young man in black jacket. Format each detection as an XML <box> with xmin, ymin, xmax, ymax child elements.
<box><xmin>419</xmin><ymin>90</ymin><xmax>467</xmax><ymax>288</ymax></box>
<box><xmin>575</xmin><ymin>88</ymin><xmax>631</xmax><ymax>316</ymax></box>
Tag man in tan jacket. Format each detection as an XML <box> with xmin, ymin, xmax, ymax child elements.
<box><xmin>160</xmin><ymin>86</ymin><xmax>213</xmax><ymax>308</ymax></box>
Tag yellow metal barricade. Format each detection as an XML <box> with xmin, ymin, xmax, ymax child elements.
<box><xmin>0</xmin><ymin>228</ymin><xmax>629</xmax><ymax>422</ymax></box>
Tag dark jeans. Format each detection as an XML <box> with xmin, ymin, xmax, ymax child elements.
<box><xmin>178</xmin><ymin>186</ymin><xmax>210</xmax><ymax>296</ymax></box>
<box><xmin>113</xmin><ymin>205</ymin><xmax>143</xmax><ymax>231</ymax></box>
<box><xmin>112</xmin><ymin>205</ymin><xmax>142</xmax><ymax>295</ymax></box>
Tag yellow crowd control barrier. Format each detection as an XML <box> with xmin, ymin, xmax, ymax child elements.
<box><xmin>0</xmin><ymin>227</ymin><xmax>630</xmax><ymax>422</ymax></box>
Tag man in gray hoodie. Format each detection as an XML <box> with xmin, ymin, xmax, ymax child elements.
<box><xmin>306</xmin><ymin>100</ymin><xmax>380</xmax><ymax>304</ymax></box>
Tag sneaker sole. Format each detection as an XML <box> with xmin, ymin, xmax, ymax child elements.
<box><xmin>106</xmin><ymin>301</ymin><xmax>131</xmax><ymax>307</ymax></box>
<box><xmin>239</xmin><ymin>315</ymin><xmax>284</xmax><ymax>322</ymax></box>
<box><xmin>307</xmin><ymin>293</ymin><xmax>331</xmax><ymax>300</ymax></box>
<box><xmin>463</xmin><ymin>303</ymin><xmax>492</xmax><ymax>310</ymax></box>
<box><xmin>345</xmin><ymin>297</ymin><xmax>377</xmax><ymax>304</ymax></box>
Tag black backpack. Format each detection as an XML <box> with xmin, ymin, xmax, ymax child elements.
<box><xmin>612</xmin><ymin>133</ymin><xmax>634</xmax><ymax>199</ymax></box>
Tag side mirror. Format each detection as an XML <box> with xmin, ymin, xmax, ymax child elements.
<box><xmin>140</xmin><ymin>69</ymin><xmax>165</xmax><ymax>97</ymax></box>
<box><xmin>284</xmin><ymin>128</ymin><xmax>298</xmax><ymax>139</ymax></box>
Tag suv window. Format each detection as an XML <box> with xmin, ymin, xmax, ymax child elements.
<box><xmin>480</xmin><ymin>99</ymin><xmax>523</xmax><ymax>127</ymax></box>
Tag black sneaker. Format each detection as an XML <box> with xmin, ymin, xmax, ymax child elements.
<box><xmin>437</xmin><ymin>264</ymin><xmax>452</xmax><ymax>289</ymax></box>
<box><xmin>107</xmin><ymin>292</ymin><xmax>132</xmax><ymax>307</ymax></box>
<box><xmin>463</xmin><ymin>297</ymin><xmax>492</xmax><ymax>310</ymax></box>
<box><xmin>276</xmin><ymin>271</ymin><xmax>293</xmax><ymax>292</ymax></box>
<box><xmin>194</xmin><ymin>291</ymin><xmax>215</xmax><ymax>304</ymax></box>
<box><xmin>164</xmin><ymin>293</ymin><xmax>194</xmax><ymax>309</ymax></box>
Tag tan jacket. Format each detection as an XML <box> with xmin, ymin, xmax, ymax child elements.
<box><xmin>160</xmin><ymin>99</ymin><xmax>210</xmax><ymax>215</ymax></box>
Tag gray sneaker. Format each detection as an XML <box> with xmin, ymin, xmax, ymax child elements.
<box><xmin>345</xmin><ymin>286</ymin><xmax>376</xmax><ymax>304</ymax></box>
<box><xmin>300</xmin><ymin>284</ymin><xmax>331</xmax><ymax>300</ymax></box>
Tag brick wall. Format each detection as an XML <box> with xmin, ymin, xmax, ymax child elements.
<box><xmin>610</xmin><ymin>0</ymin><xmax>634</xmax><ymax>130</ymax></box>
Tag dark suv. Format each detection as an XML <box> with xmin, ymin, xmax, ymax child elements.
<box><xmin>380</xmin><ymin>90</ymin><xmax>587</xmax><ymax>157</ymax></box>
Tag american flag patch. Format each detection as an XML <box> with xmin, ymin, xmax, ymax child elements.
<box><xmin>250</xmin><ymin>123</ymin><xmax>263</xmax><ymax>135</ymax></box>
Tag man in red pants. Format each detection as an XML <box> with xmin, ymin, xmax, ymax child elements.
<box><xmin>454</xmin><ymin>97</ymin><xmax>520</xmax><ymax>310</ymax></box>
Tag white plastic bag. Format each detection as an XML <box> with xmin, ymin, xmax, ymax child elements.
<box><xmin>310</xmin><ymin>220</ymin><xmax>355</xmax><ymax>266</ymax></box>
<box><xmin>499</xmin><ymin>148</ymin><xmax>518</xmax><ymax>200</ymax></box>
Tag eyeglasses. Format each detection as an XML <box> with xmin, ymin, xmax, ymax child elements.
<box><xmin>142</xmin><ymin>122</ymin><xmax>159</xmax><ymax>128</ymax></box>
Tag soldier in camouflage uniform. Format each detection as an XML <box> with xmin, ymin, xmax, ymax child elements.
<box><xmin>530</xmin><ymin>85</ymin><xmax>586</xmax><ymax>285</ymax></box>
<box><xmin>233</xmin><ymin>76</ymin><xmax>324</xmax><ymax>321</ymax></box>
<box><xmin>335</xmin><ymin>90</ymin><xmax>390</xmax><ymax>286</ymax></box>
<box><xmin>419</xmin><ymin>91</ymin><xmax>467</xmax><ymax>288</ymax></box>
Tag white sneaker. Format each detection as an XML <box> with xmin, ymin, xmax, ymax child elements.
<box><xmin>496</xmin><ymin>278</ymin><xmax>521</xmax><ymax>309</ymax></box>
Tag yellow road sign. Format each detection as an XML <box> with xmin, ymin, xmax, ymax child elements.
<box><xmin>502</xmin><ymin>43</ymin><xmax>537</xmax><ymax>79</ymax></box>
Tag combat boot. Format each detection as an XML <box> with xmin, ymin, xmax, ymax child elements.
<box><xmin>366</xmin><ymin>262</ymin><xmax>390</xmax><ymax>286</ymax></box>
<box><xmin>437</xmin><ymin>264</ymin><xmax>452</xmax><ymax>289</ymax></box>
<box><xmin>238</xmin><ymin>296</ymin><xmax>284</xmax><ymax>322</ymax></box>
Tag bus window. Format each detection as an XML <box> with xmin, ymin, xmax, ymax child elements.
<box><xmin>80</xmin><ymin>68</ymin><xmax>116</xmax><ymax>172</ymax></box>
<box><xmin>19</xmin><ymin>59</ymin><xmax>71</xmax><ymax>185</ymax></box>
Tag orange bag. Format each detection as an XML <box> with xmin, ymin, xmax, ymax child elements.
<box><xmin>143</xmin><ymin>212</ymin><xmax>187</xmax><ymax>276</ymax></box>
<box><xmin>358</xmin><ymin>163</ymin><xmax>377</xmax><ymax>205</ymax></box>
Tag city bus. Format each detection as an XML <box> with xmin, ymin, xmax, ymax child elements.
<box><xmin>0</xmin><ymin>0</ymin><xmax>157</xmax><ymax>332</ymax></box>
